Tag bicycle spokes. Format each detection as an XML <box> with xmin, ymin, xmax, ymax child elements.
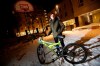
<box><xmin>63</xmin><ymin>43</ymin><xmax>87</xmax><ymax>64</ymax></box>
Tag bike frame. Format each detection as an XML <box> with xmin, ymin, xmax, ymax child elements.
<box><xmin>38</xmin><ymin>37</ymin><xmax>61</xmax><ymax>54</ymax></box>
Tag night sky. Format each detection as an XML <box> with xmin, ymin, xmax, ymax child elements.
<box><xmin>29</xmin><ymin>0</ymin><xmax>62</xmax><ymax>12</ymax></box>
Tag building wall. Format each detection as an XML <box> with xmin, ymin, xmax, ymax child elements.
<box><xmin>78</xmin><ymin>16</ymin><xmax>85</xmax><ymax>26</ymax></box>
<box><xmin>92</xmin><ymin>11</ymin><xmax>100</xmax><ymax>23</ymax></box>
<box><xmin>77</xmin><ymin>9</ymin><xmax>100</xmax><ymax>27</ymax></box>
<box><xmin>71</xmin><ymin>0</ymin><xmax>100</xmax><ymax>17</ymax></box>
<box><xmin>59</xmin><ymin>0</ymin><xmax>74</xmax><ymax>21</ymax></box>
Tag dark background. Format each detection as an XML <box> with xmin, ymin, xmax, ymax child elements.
<box><xmin>0</xmin><ymin>0</ymin><xmax>62</xmax><ymax>37</ymax></box>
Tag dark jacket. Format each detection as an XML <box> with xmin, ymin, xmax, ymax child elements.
<box><xmin>48</xmin><ymin>16</ymin><xmax>65</xmax><ymax>37</ymax></box>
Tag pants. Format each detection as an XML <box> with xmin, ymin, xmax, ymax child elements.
<box><xmin>54</xmin><ymin>36</ymin><xmax>65</xmax><ymax>51</ymax></box>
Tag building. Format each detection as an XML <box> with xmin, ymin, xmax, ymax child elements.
<box><xmin>71</xmin><ymin>0</ymin><xmax>100</xmax><ymax>26</ymax></box>
<box><xmin>48</xmin><ymin>0</ymin><xmax>100</xmax><ymax>30</ymax></box>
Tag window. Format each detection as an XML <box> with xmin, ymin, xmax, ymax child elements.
<box><xmin>78</xmin><ymin>0</ymin><xmax>84</xmax><ymax>7</ymax></box>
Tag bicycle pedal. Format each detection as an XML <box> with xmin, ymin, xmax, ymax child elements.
<box><xmin>56</xmin><ymin>51</ymin><xmax>60</xmax><ymax>56</ymax></box>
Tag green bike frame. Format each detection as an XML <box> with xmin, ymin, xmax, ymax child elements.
<box><xmin>38</xmin><ymin>37</ymin><xmax>61</xmax><ymax>49</ymax></box>
<box><xmin>38</xmin><ymin>37</ymin><xmax>61</xmax><ymax>55</ymax></box>
<box><xmin>38</xmin><ymin>37</ymin><xmax>61</xmax><ymax>51</ymax></box>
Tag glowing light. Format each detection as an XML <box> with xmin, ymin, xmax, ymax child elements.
<box><xmin>44</xmin><ymin>10</ymin><xmax>46</xmax><ymax>12</ymax></box>
<box><xmin>94</xmin><ymin>16</ymin><xmax>96</xmax><ymax>19</ymax></box>
<box><xmin>89</xmin><ymin>13</ymin><xmax>92</xmax><ymax>15</ymax></box>
<box><xmin>87</xmin><ymin>15</ymin><xmax>90</xmax><ymax>22</ymax></box>
<box><xmin>30</xmin><ymin>30</ymin><xmax>33</xmax><ymax>34</ymax></box>
<box><xmin>36</xmin><ymin>18</ymin><xmax>38</xmax><ymax>20</ymax></box>
<box><xmin>55</xmin><ymin>4</ymin><xmax>59</xmax><ymax>14</ymax></box>
<box><xmin>56</xmin><ymin>5</ymin><xmax>59</xmax><ymax>9</ymax></box>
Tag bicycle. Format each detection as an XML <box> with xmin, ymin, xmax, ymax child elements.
<box><xmin>37</xmin><ymin>36</ymin><xmax>87</xmax><ymax>64</ymax></box>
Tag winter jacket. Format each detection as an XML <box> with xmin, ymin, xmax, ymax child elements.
<box><xmin>48</xmin><ymin>16</ymin><xmax>65</xmax><ymax>37</ymax></box>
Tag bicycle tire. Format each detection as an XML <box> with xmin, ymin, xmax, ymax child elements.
<box><xmin>37</xmin><ymin>44</ymin><xmax>60</xmax><ymax>64</ymax></box>
<box><xmin>63</xmin><ymin>43</ymin><xmax>87</xmax><ymax>64</ymax></box>
<box><xmin>37</xmin><ymin>44</ymin><xmax>45</xmax><ymax>64</ymax></box>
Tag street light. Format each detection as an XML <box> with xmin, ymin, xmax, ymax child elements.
<box><xmin>44</xmin><ymin>10</ymin><xmax>46</xmax><ymax>12</ymax></box>
<box><xmin>56</xmin><ymin>5</ymin><xmax>59</xmax><ymax>9</ymax></box>
<box><xmin>55</xmin><ymin>5</ymin><xmax>59</xmax><ymax>14</ymax></box>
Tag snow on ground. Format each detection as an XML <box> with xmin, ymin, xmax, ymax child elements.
<box><xmin>41</xmin><ymin>33</ymin><xmax>100</xmax><ymax>66</ymax></box>
<box><xmin>63</xmin><ymin>29</ymin><xmax>91</xmax><ymax>45</ymax></box>
<box><xmin>63</xmin><ymin>24</ymin><xmax>100</xmax><ymax>66</ymax></box>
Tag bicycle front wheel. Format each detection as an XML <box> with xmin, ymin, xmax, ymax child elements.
<box><xmin>37</xmin><ymin>44</ymin><xmax>45</xmax><ymax>64</ymax></box>
<box><xmin>37</xmin><ymin>44</ymin><xmax>58</xmax><ymax>64</ymax></box>
<box><xmin>63</xmin><ymin>43</ymin><xmax>87</xmax><ymax>64</ymax></box>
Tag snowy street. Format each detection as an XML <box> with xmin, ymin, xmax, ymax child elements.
<box><xmin>0</xmin><ymin>23</ymin><xmax>100</xmax><ymax>66</ymax></box>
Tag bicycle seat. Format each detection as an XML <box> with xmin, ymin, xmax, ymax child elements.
<box><xmin>57</xmin><ymin>35</ymin><xmax>65</xmax><ymax>39</ymax></box>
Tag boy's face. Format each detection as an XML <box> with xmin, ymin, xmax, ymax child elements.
<box><xmin>50</xmin><ymin>14</ymin><xmax>55</xmax><ymax>20</ymax></box>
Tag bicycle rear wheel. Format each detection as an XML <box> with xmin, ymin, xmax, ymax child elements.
<box><xmin>63</xmin><ymin>43</ymin><xmax>87</xmax><ymax>64</ymax></box>
<box><xmin>37</xmin><ymin>44</ymin><xmax>45</xmax><ymax>64</ymax></box>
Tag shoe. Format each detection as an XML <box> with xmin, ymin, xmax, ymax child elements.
<box><xmin>56</xmin><ymin>51</ymin><xmax>60</xmax><ymax>56</ymax></box>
